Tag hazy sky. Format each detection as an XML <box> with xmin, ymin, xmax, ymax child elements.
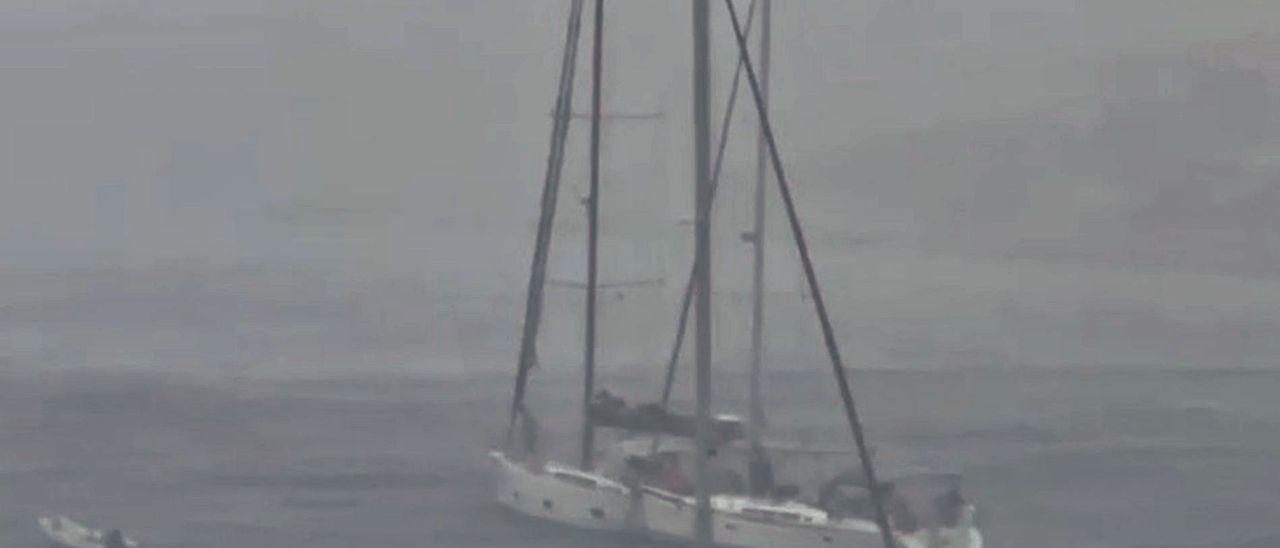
<box><xmin>0</xmin><ymin>1</ymin><xmax>1273</xmax><ymax>281</ymax></box>
<box><xmin>2</xmin><ymin>1</ymin><xmax>1280</xmax><ymax>375</ymax></box>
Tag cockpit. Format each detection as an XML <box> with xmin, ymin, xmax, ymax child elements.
<box><xmin>821</xmin><ymin>472</ymin><xmax>970</xmax><ymax>532</ymax></box>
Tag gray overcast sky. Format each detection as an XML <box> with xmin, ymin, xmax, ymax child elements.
<box><xmin>3</xmin><ymin>1</ymin><xmax>1280</xmax><ymax>374</ymax></box>
<box><xmin>0</xmin><ymin>1</ymin><xmax>1273</xmax><ymax>281</ymax></box>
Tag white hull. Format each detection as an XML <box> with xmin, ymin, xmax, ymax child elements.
<box><xmin>491</xmin><ymin>451</ymin><xmax>983</xmax><ymax>548</ymax></box>
<box><xmin>641</xmin><ymin>488</ymin><xmax>921</xmax><ymax>548</ymax></box>
<box><xmin>489</xmin><ymin>451</ymin><xmax>639</xmax><ymax>533</ymax></box>
<box><xmin>38</xmin><ymin>516</ymin><xmax>140</xmax><ymax>548</ymax></box>
<box><xmin>642</xmin><ymin>488</ymin><xmax>984</xmax><ymax>548</ymax></box>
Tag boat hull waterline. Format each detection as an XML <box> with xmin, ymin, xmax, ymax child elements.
<box><xmin>491</xmin><ymin>451</ymin><xmax>983</xmax><ymax>548</ymax></box>
<box><xmin>491</xmin><ymin>451</ymin><xmax>638</xmax><ymax>532</ymax></box>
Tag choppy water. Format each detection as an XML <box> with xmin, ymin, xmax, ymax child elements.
<box><xmin>1</xmin><ymin>366</ymin><xmax>1278</xmax><ymax>547</ymax></box>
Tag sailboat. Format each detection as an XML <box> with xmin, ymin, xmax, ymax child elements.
<box><xmin>489</xmin><ymin>0</ymin><xmax>636</xmax><ymax>535</ymax></box>
<box><xmin>491</xmin><ymin>2</ymin><xmax>985</xmax><ymax>547</ymax></box>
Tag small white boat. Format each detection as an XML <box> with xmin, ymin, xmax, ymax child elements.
<box><xmin>38</xmin><ymin>516</ymin><xmax>140</xmax><ymax>548</ymax></box>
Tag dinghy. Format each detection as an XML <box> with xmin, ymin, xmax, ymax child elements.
<box><xmin>38</xmin><ymin>516</ymin><xmax>139</xmax><ymax>548</ymax></box>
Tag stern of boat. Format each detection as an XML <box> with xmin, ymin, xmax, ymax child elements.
<box><xmin>898</xmin><ymin>503</ymin><xmax>984</xmax><ymax>548</ymax></box>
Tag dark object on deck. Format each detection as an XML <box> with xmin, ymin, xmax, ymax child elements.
<box><xmin>519</xmin><ymin>409</ymin><xmax>540</xmax><ymax>455</ymax></box>
<box><xmin>104</xmin><ymin>529</ymin><xmax>128</xmax><ymax>548</ymax></box>
<box><xmin>771</xmin><ymin>484</ymin><xmax>800</xmax><ymax>500</ymax></box>
<box><xmin>820</xmin><ymin>471</ymin><xmax>968</xmax><ymax>531</ymax></box>
<box><xmin>588</xmin><ymin>390</ymin><xmax>743</xmax><ymax>443</ymax></box>
<box><xmin>747</xmin><ymin>446</ymin><xmax>775</xmax><ymax>496</ymax></box>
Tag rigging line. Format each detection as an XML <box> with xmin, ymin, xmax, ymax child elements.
<box><xmin>721</xmin><ymin>1</ymin><xmax>898</xmax><ymax>547</ymax></box>
<box><xmin>507</xmin><ymin>0</ymin><xmax>587</xmax><ymax>449</ymax></box>
<box><xmin>651</xmin><ymin>0</ymin><xmax>758</xmax><ymax>454</ymax></box>
<box><xmin>581</xmin><ymin>0</ymin><xmax>604</xmax><ymax>471</ymax></box>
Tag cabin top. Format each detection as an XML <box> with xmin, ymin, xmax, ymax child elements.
<box><xmin>544</xmin><ymin>461</ymin><xmax>629</xmax><ymax>494</ymax></box>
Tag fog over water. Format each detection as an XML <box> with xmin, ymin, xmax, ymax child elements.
<box><xmin>2</xmin><ymin>1</ymin><xmax>1280</xmax><ymax>547</ymax></box>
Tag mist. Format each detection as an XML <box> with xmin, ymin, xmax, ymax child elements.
<box><xmin>2</xmin><ymin>1</ymin><xmax>1279</xmax><ymax>547</ymax></box>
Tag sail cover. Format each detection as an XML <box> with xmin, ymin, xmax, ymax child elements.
<box><xmin>588</xmin><ymin>390</ymin><xmax>743</xmax><ymax>442</ymax></box>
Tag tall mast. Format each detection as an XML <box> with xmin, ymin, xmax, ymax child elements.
<box><xmin>747</xmin><ymin>0</ymin><xmax>771</xmax><ymax>448</ymax></box>
<box><xmin>654</xmin><ymin>0</ymin><xmax>757</xmax><ymax>439</ymax></box>
<box><xmin>580</xmin><ymin>0</ymin><xmax>604</xmax><ymax>471</ymax></box>
<box><xmin>506</xmin><ymin>0</ymin><xmax>585</xmax><ymax>448</ymax></box>
<box><xmin>691</xmin><ymin>0</ymin><xmax>714</xmax><ymax>545</ymax></box>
